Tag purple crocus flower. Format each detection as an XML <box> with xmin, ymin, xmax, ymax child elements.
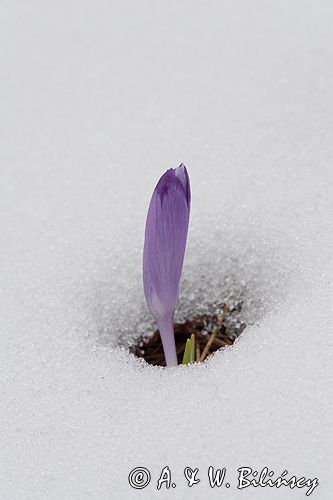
<box><xmin>143</xmin><ymin>164</ymin><xmax>191</xmax><ymax>366</ymax></box>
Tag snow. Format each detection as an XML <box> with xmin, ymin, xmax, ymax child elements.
<box><xmin>1</xmin><ymin>1</ymin><xmax>333</xmax><ymax>499</ymax></box>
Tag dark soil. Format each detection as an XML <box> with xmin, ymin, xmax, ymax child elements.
<box><xmin>130</xmin><ymin>303</ymin><xmax>246</xmax><ymax>366</ymax></box>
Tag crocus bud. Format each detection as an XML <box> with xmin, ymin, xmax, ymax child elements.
<box><xmin>143</xmin><ymin>164</ymin><xmax>191</xmax><ymax>366</ymax></box>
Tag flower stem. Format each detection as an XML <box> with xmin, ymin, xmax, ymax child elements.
<box><xmin>157</xmin><ymin>316</ymin><xmax>178</xmax><ymax>367</ymax></box>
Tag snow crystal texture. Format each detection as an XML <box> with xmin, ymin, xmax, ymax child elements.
<box><xmin>1</xmin><ymin>1</ymin><xmax>332</xmax><ymax>499</ymax></box>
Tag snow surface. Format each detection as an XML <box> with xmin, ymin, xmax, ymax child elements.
<box><xmin>1</xmin><ymin>1</ymin><xmax>333</xmax><ymax>499</ymax></box>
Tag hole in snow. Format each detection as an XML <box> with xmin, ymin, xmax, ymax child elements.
<box><xmin>130</xmin><ymin>300</ymin><xmax>246</xmax><ymax>366</ymax></box>
<box><xmin>89</xmin><ymin>233</ymin><xmax>286</xmax><ymax>361</ymax></box>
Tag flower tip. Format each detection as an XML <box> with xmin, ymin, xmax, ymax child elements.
<box><xmin>174</xmin><ymin>162</ymin><xmax>186</xmax><ymax>176</ymax></box>
<box><xmin>174</xmin><ymin>163</ymin><xmax>190</xmax><ymax>206</ymax></box>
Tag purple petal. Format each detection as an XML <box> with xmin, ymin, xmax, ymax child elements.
<box><xmin>143</xmin><ymin>165</ymin><xmax>191</xmax><ymax>317</ymax></box>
